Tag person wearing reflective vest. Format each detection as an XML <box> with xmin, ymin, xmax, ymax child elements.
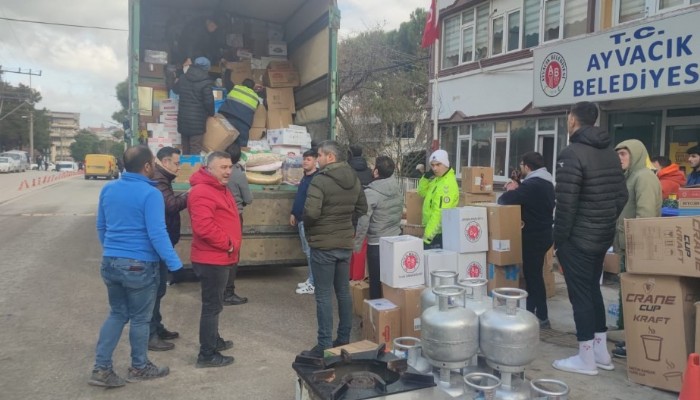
<box><xmin>218</xmin><ymin>79</ymin><xmax>259</xmax><ymax>147</ymax></box>
<box><xmin>417</xmin><ymin>149</ymin><xmax>459</xmax><ymax>249</ymax></box>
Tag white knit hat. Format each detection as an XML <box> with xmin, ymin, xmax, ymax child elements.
<box><xmin>429</xmin><ymin>149</ymin><xmax>450</xmax><ymax>168</ymax></box>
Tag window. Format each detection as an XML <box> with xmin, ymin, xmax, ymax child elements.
<box><xmin>543</xmin><ymin>0</ymin><xmax>561</xmax><ymax>41</ymax></box>
<box><xmin>462</xmin><ymin>27</ymin><xmax>475</xmax><ymax>63</ymax></box>
<box><xmin>494</xmin><ymin>137</ymin><xmax>508</xmax><ymax>176</ymax></box>
<box><xmin>459</xmin><ymin>137</ymin><xmax>472</xmax><ymax>170</ymax></box>
<box><xmin>492</xmin><ymin>10</ymin><xmax>522</xmax><ymax>55</ymax></box>
<box><xmin>617</xmin><ymin>0</ymin><xmax>645</xmax><ymax>22</ymax></box>
<box><xmin>440</xmin><ymin>126</ymin><xmax>459</xmax><ymax>168</ymax></box>
<box><xmin>507</xmin><ymin>11</ymin><xmax>521</xmax><ymax>51</ymax></box>
<box><xmin>492</xmin><ymin>18</ymin><xmax>504</xmax><ymax>56</ymax></box>
<box><xmin>441</xmin><ymin>3</ymin><xmax>490</xmax><ymax>69</ymax></box>
<box><xmin>615</xmin><ymin>0</ymin><xmax>700</xmax><ymax>25</ymax></box>
<box><xmin>393</xmin><ymin>123</ymin><xmax>415</xmax><ymax>139</ymax></box>
<box><xmin>471</xmin><ymin>123</ymin><xmax>493</xmax><ymax>167</ymax></box>
<box><xmin>564</xmin><ymin>0</ymin><xmax>587</xmax><ymax>38</ymax></box>
<box><xmin>523</xmin><ymin>0</ymin><xmax>540</xmax><ymax>48</ymax></box>
<box><xmin>442</xmin><ymin>16</ymin><xmax>461</xmax><ymax>68</ymax></box>
<box><xmin>475</xmin><ymin>5</ymin><xmax>490</xmax><ymax>60</ymax></box>
<box><xmin>509</xmin><ymin>119</ymin><xmax>536</xmax><ymax>175</ymax></box>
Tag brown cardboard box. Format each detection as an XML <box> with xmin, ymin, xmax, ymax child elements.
<box><xmin>621</xmin><ymin>273</ymin><xmax>700</xmax><ymax>392</ymax></box>
<box><xmin>476</xmin><ymin>204</ymin><xmax>522</xmax><ymax>266</ymax></box>
<box><xmin>362</xmin><ymin>299</ymin><xmax>401</xmax><ymax>351</ymax></box>
<box><xmin>174</xmin><ymin>155</ymin><xmax>204</xmax><ymax>184</ymax></box>
<box><xmin>249</xmin><ymin>127</ymin><xmax>266</xmax><ymax>141</ymax></box>
<box><xmin>350</xmin><ymin>280</ymin><xmax>370</xmax><ymax>317</ymax></box>
<box><xmin>461</xmin><ymin>167</ymin><xmax>494</xmax><ymax>193</ymax></box>
<box><xmin>603</xmin><ymin>252</ymin><xmax>621</xmax><ymax>274</ymax></box>
<box><xmin>267</xmin><ymin>60</ymin><xmax>296</xmax><ymax>70</ymax></box>
<box><xmin>266</xmin><ymin>108</ymin><xmax>293</xmax><ymax>129</ymax></box>
<box><xmin>227</xmin><ymin>60</ymin><xmax>253</xmax><ymax>85</ymax></box>
<box><xmin>487</xmin><ymin>264</ymin><xmax>521</xmax><ymax>294</ymax></box>
<box><xmin>252</xmin><ymin>69</ymin><xmax>266</xmax><ymax>86</ymax></box>
<box><xmin>402</xmin><ymin>224</ymin><xmax>424</xmax><ymax>238</ymax></box>
<box><xmin>264</xmin><ymin>69</ymin><xmax>300</xmax><ymax>88</ymax></box>
<box><xmin>625</xmin><ymin>217</ymin><xmax>700</xmax><ymax>278</ymax></box>
<box><xmin>678</xmin><ymin>198</ymin><xmax>700</xmax><ymax>209</ymax></box>
<box><xmin>266</xmin><ymin>87</ymin><xmax>295</xmax><ymax>111</ymax></box>
<box><xmin>139</xmin><ymin>62</ymin><xmax>165</xmax><ymax>78</ymax></box>
<box><xmin>459</xmin><ymin>192</ymin><xmax>497</xmax><ymax>206</ymax></box>
<box><xmin>252</xmin><ymin>105</ymin><xmax>267</xmax><ymax>128</ymax></box>
<box><xmin>324</xmin><ymin>340</ymin><xmax>379</xmax><ymax>357</ymax></box>
<box><xmin>405</xmin><ymin>190</ymin><xmax>423</xmax><ymax>225</ymax></box>
<box><xmin>203</xmin><ymin>114</ymin><xmax>240</xmax><ymax>152</ymax></box>
<box><xmin>381</xmin><ymin>284</ymin><xmax>425</xmax><ymax>337</ymax></box>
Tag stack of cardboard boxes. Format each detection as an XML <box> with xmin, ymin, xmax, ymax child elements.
<box><xmin>676</xmin><ymin>188</ymin><xmax>700</xmax><ymax>216</ymax></box>
<box><xmin>621</xmin><ymin>214</ymin><xmax>700</xmax><ymax>392</ymax></box>
<box><xmin>402</xmin><ymin>190</ymin><xmax>425</xmax><ymax>238</ymax></box>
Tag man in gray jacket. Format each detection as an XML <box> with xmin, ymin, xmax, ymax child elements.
<box><xmin>224</xmin><ymin>144</ymin><xmax>252</xmax><ymax>305</ymax></box>
<box><xmin>353</xmin><ymin>156</ymin><xmax>402</xmax><ymax>299</ymax></box>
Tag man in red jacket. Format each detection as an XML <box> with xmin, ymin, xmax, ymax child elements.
<box><xmin>188</xmin><ymin>151</ymin><xmax>241</xmax><ymax>368</ymax></box>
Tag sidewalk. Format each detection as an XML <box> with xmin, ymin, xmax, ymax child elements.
<box><xmin>0</xmin><ymin>170</ymin><xmax>82</xmax><ymax>205</ymax></box>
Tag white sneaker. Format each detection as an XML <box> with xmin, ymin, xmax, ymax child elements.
<box><xmin>297</xmin><ymin>279</ymin><xmax>311</xmax><ymax>288</ymax></box>
<box><xmin>552</xmin><ymin>340</ymin><xmax>598</xmax><ymax>376</ymax></box>
<box><xmin>296</xmin><ymin>284</ymin><xmax>315</xmax><ymax>295</ymax></box>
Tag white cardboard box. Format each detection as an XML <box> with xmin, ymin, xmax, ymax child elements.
<box><xmin>379</xmin><ymin>235</ymin><xmax>425</xmax><ymax>289</ymax></box>
<box><xmin>441</xmin><ymin>207</ymin><xmax>489</xmax><ymax>253</ymax></box>
<box><xmin>457</xmin><ymin>252</ymin><xmax>488</xmax><ymax>280</ymax></box>
<box><xmin>423</xmin><ymin>249</ymin><xmax>458</xmax><ymax>286</ymax></box>
<box><xmin>267</xmin><ymin>129</ymin><xmax>312</xmax><ymax>147</ymax></box>
<box><xmin>268</xmin><ymin>41</ymin><xmax>288</xmax><ymax>56</ymax></box>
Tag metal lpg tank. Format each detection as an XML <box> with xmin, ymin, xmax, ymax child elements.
<box><xmin>421</xmin><ymin>270</ymin><xmax>459</xmax><ymax>313</ymax></box>
<box><xmin>479</xmin><ymin>288</ymin><xmax>540</xmax><ymax>372</ymax></box>
<box><xmin>421</xmin><ymin>286</ymin><xmax>479</xmax><ymax>383</ymax></box>
<box><xmin>464</xmin><ymin>372</ymin><xmax>501</xmax><ymax>400</ymax></box>
<box><xmin>457</xmin><ymin>278</ymin><xmax>492</xmax><ymax>318</ymax></box>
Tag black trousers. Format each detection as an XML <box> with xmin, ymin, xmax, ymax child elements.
<box><xmin>225</xmin><ymin>214</ymin><xmax>244</xmax><ymax>292</ymax></box>
<box><xmin>367</xmin><ymin>244</ymin><xmax>381</xmax><ymax>299</ymax></box>
<box><xmin>193</xmin><ymin>263</ymin><xmax>231</xmax><ymax>356</ymax></box>
<box><xmin>522</xmin><ymin>236</ymin><xmax>552</xmax><ymax>321</ymax></box>
<box><xmin>423</xmin><ymin>234</ymin><xmax>443</xmax><ymax>250</ymax></box>
<box><xmin>556</xmin><ymin>241</ymin><xmax>607</xmax><ymax>342</ymax></box>
<box><xmin>149</xmin><ymin>260</ymin><xmax>169</xmax><ymax>336</ymax></box>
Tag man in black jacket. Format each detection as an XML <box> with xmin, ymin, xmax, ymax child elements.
<box><xmin>552</xmin><ymin>102</ymin><xmax>627</xmax><ymax>376</ymax></box>
<box><xmin>173</xmin><ymin>57</ymin><xmax>215</xmax><ymax>154</ymax></box>
<box><xmin>498</xmin><ymin>152</ymin><xmax>554</xmax><ymax>327</ymax></box>
<box><xmin>348</xmin><ymin>145</ymin><xmax>373</xmax><ymax>187</ymax></box>
<box><xmin>148</xmin><ymin>147</ymin><xmax>188</xmax><ymax>351</ymax></box>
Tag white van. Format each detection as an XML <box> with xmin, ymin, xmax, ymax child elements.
<box><xmin>0</xmin><ymin>151</ymin><xmax>30</xmax><ymax>172</ymax></box>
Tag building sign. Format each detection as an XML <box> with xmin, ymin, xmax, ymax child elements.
<box><xmin>533</xmin><ymin>9</ymin><xmax>700</xmax><ymax>107</ymax></box>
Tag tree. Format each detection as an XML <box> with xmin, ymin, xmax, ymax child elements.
<box><xmin>111</xmin><ymin>79</ymin><xmax>129</xmax><ymax>124</ymax></box>
<box><xmin>69</xmin><ymin>130</ymin><xmax>100</xmax><ymax>162</ymax></box>
<box><xmin>0</xmin><ymin>78</ymin><xmax>50</xmax><ymax>156</ymax></box>
<box><xmin>109</xmin><ymin>142</ymin><xmax>125</xmax><ymax>159</ymax></box>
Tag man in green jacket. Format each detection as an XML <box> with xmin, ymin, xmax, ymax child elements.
<box><xmin>418</xmin><ymin>149</ymin><xmax>459</xmax><ymax>249</ymax></box>
<box><xmin>302</xmin><ymin>140</ymin><xmax>368</xmax><ymax>357</ymax></box>
<box><xmin>612</xmin><ymin>139</ymin><xmax>661</xmax><ymax>357</ymax></box>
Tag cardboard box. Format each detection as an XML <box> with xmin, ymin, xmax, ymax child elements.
<box><xmin>266</xmin><ymin>108</ymin><xmax>293</xmax><ymax>129</ymax></box>
<box><xmin>423</xmin><ymin>249</ymin><xmax>459</xmax><ymax>286</ymax></box>
<box><xmin>477</xmin><ymin>204</ymin><xmax>522</xmax><ymax>266</ymax></box>
<box><xmin>678</xmin><ymin>198</ymin><xmax>700</xmax><ymax>209</ymax></box>
<box><xmin>441</xmin><ymin>207</ymin><xmax>489</xmax><ymax>253</ymax></box>
<box><xmin>457</xmin><ymin>252</ymin><xmax>488</xmax><ymax>279</ymax></box>
<box><xmin>252</xmin><ymin>69</ymin><xmax>266</xmax><ymax>86</ymax></box>
<box><xmin>144</xmin><ymin>49</ymin><xmax>168</xmax><ymax>64</ymax></box>
<box><xmin>249</xmin><ymin>127</ymin><xmax>266</xmax><ymax>141</ymax></box>
<box><xmin>228</xmin><ymin>60</ymin><xmax>253</xmax><ymax>85</ymax></box>
<box><xmin>461</xmin><ymin>167</ymin><xmax>494</xmax><ymax>193</ymax></box>
<box><xmin>268</xmin><ymin>40</ymin><xmax>288</xmax><ymax>56</ymax></box>
<box><xmin>271</xmin><ymin>145</ymin><xmax>304</xmax><ymax>157</ymax></box>
<box><xmin>139</xmin><ymin>62</ymin><xmax>165</xmax><ymax>78</ymax></box>
<box><xmin>621</xmin><ymin>273</ymin><xmax>700</xmax><ymax>392</ymax></box>
<box><xmin>324</xmin><ymin>340</ymin><xmax>378</xmax><ymax>357</ymax></box>
<box><xmin>379</xmin><ymin>236</ymin><xmax>424</xmax><ymax>288</ymax></box>
<box><xmin>678</xmin><ymin>187</ymin><xmax>700</xmax><ymax>199</ymax></box>
<box><xmin>487</xmin><ymin>264</ymin><xmax>521</xmax><ymax>294</ymax></box>
<box><xmin>603</xmin><ymin>252</ymin><xmax>621</xmax><ymax>274</ymax></box>
<box><xmin>381</xmin><ymin>284</ymin><xmax>424</xmax><ymax>337</ymax></box>
<box><xmin>625</xmin><ymin>217</ymin><xmax>700</xmax><ymax>278</ymax></box>
<box><xmin>175</xmin><ymin>155</ymin><xmax>204</xmax><ymax>184</ymax></box>
<box><xmin>268</xmin><ymin>24</ymin><xmax>284</xmax><ymax>41</ymax></box>
<box><xmin>459</xmin><ymin>192</ymin><xmax>497</xmax><ymax>206</ymax></box>
<box><xmin>351</xmin><ymin>280</ymin><xmax>370</xmax><ymax>317</ymax></box>
<box><xmin>405</xmin><ymin>190</ymin><xmax>423</xmax><ymax>225</ymax></box>
<box><xmin>252</xmin><ymin>105</ymin><xmax>267</xmax><ymax>128</ymax></box>
<box><xmin>203</xmin><ymin>114</ymin><xmax>240</xmax><ymax>153</ymax></box>
<box><xmin>402</xmin><ymin>224</ymin><xmax>424</xmax><ymax>238</ymax></box>
<box><xmin>264</xmin><ymin>69</ymin><xmax>300</xmax><ymax>88</ymax></box>
<box><xmin>267</xmin><ymin>129</ymin><xmax>311</xmax><ymax>147</ymax></box>
<box><xmin>362</xmin><ymin>299</ymin><xmax>401</xmax><ymax>351</ymax></box>
<box><xmin>543</xmin><ymin>247</ymin><xmax>556</xmax><ymax>298</ymax></box>
<box><xmin>266</xmin><ymin>87</ymin><xmax>295</xmax><ymax>112</ymax></box>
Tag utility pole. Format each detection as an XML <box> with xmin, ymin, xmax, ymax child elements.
<box><xmin>0</xmin><ymin>67</ymin><xmax>42</xmax><ymax>163</ymax></box>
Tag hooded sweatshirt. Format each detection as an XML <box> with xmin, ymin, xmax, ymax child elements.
<box><xmin>656</xmin><ymin>163</ymin><xmax>686</xmax><ymax>199</ymax></box>
<box><xmin>613</xmin><ymin>139</ymin><xmax>662</xmax><ymax>252</ymax></box>
<box><xmin>303</xmin><ymin>161</ymin><xmax>368</xmax><ymax>250</ymax></box>
<box><xmin>354</xmin><ymin>177</ymin><xmax>403</xmax><ymax>250</ymax></box>
<box><xmin>173</xmin><ymin>65</ymin><xmax>215</xmax><ymax>137</ymax></box>
<box><xmin>498</xmin><ymin>167</ymin><xmax>555</xmax><ymax>242</ymax></box>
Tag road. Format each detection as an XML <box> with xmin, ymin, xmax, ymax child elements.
<box><xmin>0</xmin><ymin>173</ymin><xmax>678</xmax><ymax>399</ymax></box>
<box><xmin>0</xmin><ymin>175</ymin><xmax>320</xmax><ymax>399</ymax></box>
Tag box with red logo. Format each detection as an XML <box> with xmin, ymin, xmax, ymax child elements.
<box><xmin>362</xmin><ymin>299</ymin><xmax>401</xmax><ymax>351</ymax></box>
<box><xmin>441</xmin><ymin>207</ymin><xmax>489</xmax><ymax>253</ymax></box>
<box><xmin>423</xmin><ymin>249</ymin><xmax>458</xmax><ymax>286</ymax></box>
<box><xmin>678</xmin><ymin>187</ymin><xmax>700</xmax><ymax>199</ymax></box>
<box><xmin>379</xmin><ymin>236</ymin><xmax>424</xmax><ymax>289</ymax></box>
<box><xmin>457</xmin><ymin>252</ymin><xmax>488</xmax><ymax>280</ymax></box>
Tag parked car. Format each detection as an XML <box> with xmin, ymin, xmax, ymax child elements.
<box><xmin>0</xmin><ymin>151</ymin><xmax>29</xmax><ymax>172</ymax></box>
<box><xmin>0</xmin><ymin>156</ymin><xmax>19</xmax><ymax>173</ymax></box>
<box><xmin>55</xmin><ymin>161</ymin><xmax>78</xmax><ymax>172</ymax></box>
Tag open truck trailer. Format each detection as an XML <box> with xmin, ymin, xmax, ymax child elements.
<box><xmin>127</xmin><ymin>0</ymin><xmax>340</xmax><ymax>266</ymax></box>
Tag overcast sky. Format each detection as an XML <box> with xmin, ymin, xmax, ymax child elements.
<box><xmin>0</xmin><ymin>0</ymin><xmax>428</xmax><ymax>128</ymax></box>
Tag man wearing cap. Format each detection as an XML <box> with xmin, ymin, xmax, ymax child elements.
<box><xmin>173</xmin><ymin>57</ymin><xmax>215</xmax><ymax>154</ymax></box>
<box><xmin>686</xmin><ymin>145</ymin><xmax>700</xmax><ymax>186</ymax></box>
<box><xmin>417</xmin><ymin>149</ymin><xmax>459</xmax><ymax>249</ymax></box>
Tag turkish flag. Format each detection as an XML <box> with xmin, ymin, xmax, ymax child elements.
<box><xmin>421</xmin><ymin>0</ymin><xmax>439</xmax><ymax>48</ymax></box>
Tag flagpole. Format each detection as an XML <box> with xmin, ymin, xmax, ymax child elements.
<box><xmin>431</xmin><ymin>4</ymin><xmax>440</xmax><ymax>147</ymax></box>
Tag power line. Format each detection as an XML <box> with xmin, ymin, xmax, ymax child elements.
<box><xmin>0</xmin><ymin>16</ymin><xmax>126</xmax><ymax>31</ymax></box>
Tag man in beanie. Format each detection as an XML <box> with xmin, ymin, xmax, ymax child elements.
<box><xmin>173</xmin><ymin>57</ymin><xmax>215</xmax><ymax>154</ymax></box>
<box><xmin>417</xmin><ymin>149</ymin><xmax>459</xmax><ymax>249</ymax></box>
<box><xmin>686</xmin><ymin>145</ymin><xmax>700</xmax><ymax>186</ymax></box>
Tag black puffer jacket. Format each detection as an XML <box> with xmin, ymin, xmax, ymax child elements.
<box><xmin>553</xmin><ymin>126</ymin><xmax>628</xmax><ymax>254</ymax></box>
<box><xmin>173</xmin><ymin>66</ymin><xmax>214</xmax><ymax>137</ymax></box>
<box><xmin>348</xmin><ymin>156</ymin><xmax>373</xmax><ymax>187</ymax></box>
<box><xmin>153</xmin><ymin>164</ymin><xmax>188</xmax><ymax>245</ymax></box>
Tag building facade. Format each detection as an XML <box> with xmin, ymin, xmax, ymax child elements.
<box><xmin>433</xmin><ymin>0</ymin><xmax>700</xmax><ymax>182</ymax></box>
<box><xmin>47</xmin><ymin>111</ymin><xmax>80</xmax><ymax>162</ymax></box>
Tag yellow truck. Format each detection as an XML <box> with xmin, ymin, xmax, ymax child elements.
<box><xmin>84</xmin><ymin>154</ymin><xmax>120</xmax><ymax>180</ymax></box>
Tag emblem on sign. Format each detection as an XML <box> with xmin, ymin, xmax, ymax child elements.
<box><xmin>401</xmin><ymin>251</ymin><xmax>420</xmax><ymax>273</ymax></box>
<box><xmin>464</xmin><ymin>221</ymin><xmax>482</xmax><ymax>242</ymax></box>
<box><xmin>540</xmin><ymin>52</ymin><xmax>568</xmax><ymax>97</ymax></box>
<box><xmin>468</xmin><ymin>262</ymin><xmax>483</xmax><ymax>278</ymax></box>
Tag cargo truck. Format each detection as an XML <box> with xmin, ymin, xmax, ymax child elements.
<box><xmin>127</xmin><ymin>0</ymin><xmax>340</xmax><ymax>267</ymax></box>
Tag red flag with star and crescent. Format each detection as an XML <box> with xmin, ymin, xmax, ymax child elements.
<box><xmin>421</xmin><ymin>0</ymin><xmax>439</xmax><ymax>48</ymax></box>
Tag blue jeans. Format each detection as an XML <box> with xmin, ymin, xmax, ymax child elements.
<box><xmin>94</xmin><ymin>257</ymin><xmax>158</xmax><ymax>370</ymax></box>
<box><xmin>310</xmin><ymin>248</ymin><xmax>352</xmax><ymax>348</ymax></box>
<box><xmin>298</xmin><ymin>222</ymin><xmax>313</xmax><ymax>285</ymax></box>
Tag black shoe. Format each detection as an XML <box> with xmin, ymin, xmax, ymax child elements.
<box><xmin>126</xmin><ymin>361</ymin><xmax>169</xmax><ymax>382</ymax></box>
<box><xmin>615</xmin><ymin>341</ymin><xmax>625</xmax><ymax>348</ymax></box>
<box><xmin>301</xmin><ymin>345</ymin><xmax>326</xmax><ymax>358</ymax></box>
<box><xmin>539</xmin><ymin>318</ymin><xmax>551</xmax><ymax>329</ymax></box>
<box><xmin>612</xmin><ymin>347</ymin><xmax>627</xmax><ymax>358</ymax></box>
<box><xmin>148</xmin><ymin>335</ymin><xmax>175</xmax><ymax>351</ymax></box>
<box><xmin>332</xmin><ymin>339</ymin><xmax>349</xmax><ymax>348</ymax></box>
<box><xmin>158</xmin><ymin>328</ymin><xmax>179</xmax><ymax>340</ymax></box>
<box><xmin>88</xmin><ymin>368</ymin><xmax>126</xmax><ymax>388</ymax></box>
<box><xmin>216</xmin><ymin>337</ymin><xmax>233</xmax><ymax>351</ymax></box>
<box><xmin>196</xmin><ymin>352</ymin><xmax>235</xmax><ymax>368</ymax></box>
<box><xmin>223</xmin><ymin>293</ymin><xmax>248</xmax><ymax>306</ymax></box>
